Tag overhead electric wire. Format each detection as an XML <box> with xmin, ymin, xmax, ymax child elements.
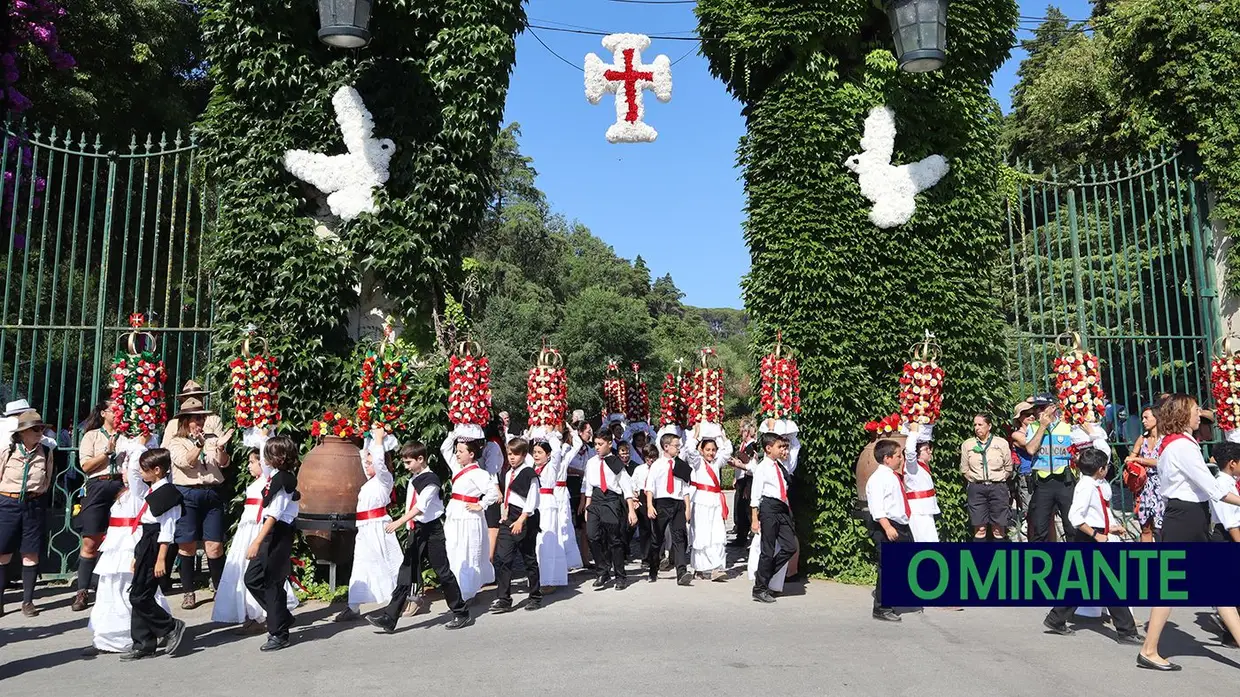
<box><xmin>528</xmin><ymin>28</ymin><xmax>585</xmax><ymax>71</ymax></box>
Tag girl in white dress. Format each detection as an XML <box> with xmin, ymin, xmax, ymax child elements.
<box><xmin>212</xmin><ymin>444</ymin><xmax>298</xmax><ymax>632</ymax></box>
<box><xmin>532</xmin><ymin>427</ymin><xmax>582</xmax><ymax>590</ymax></box>
<box><xmin>85</xmin><ymin>436</ymin><xmax>170</xmax><ymax>654</ymax></box>
<box><xmin>336</xmin><ymin>430</ymin><xmax>402</xmax><ymax>621</ymax></box>
<box><xmin>685</xmin><ymin>427</ymin><xmax>733</xmax><ymax>580</ymax></box>
<box><xmin>440</xmin><ymin>432</ymin><xmax>500</xmax><ymax>602</ymax></box>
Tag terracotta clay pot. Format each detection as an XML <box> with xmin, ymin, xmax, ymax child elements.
<box><xmin>297</xmin><ymin>436</ymin><xmax>366</xmax><ymax>566</ymax></box>
<box><xmin>855</xmin><ymin>434</ymin><xmax>908</xmax><ymax>502</ymax></box>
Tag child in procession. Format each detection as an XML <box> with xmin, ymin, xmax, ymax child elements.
<box><xmin>567</xmin><ymin>417</ymin><xmax>594</xmax><ymax>569</ymax></box>
<box><xmin>242</xmin><ymin>436</ymin><xmax>302</xmax><ymax>651</ymax></box>
<box><xmin>533</xmin><ymin>426</ymin><xmax>579</xmax><ymax>592</ymax></box>
<box><xmin>1042</xmin><ymin>447</ymin><xmax>1141</xmax><ymax>644</ymax></box>
<box><xmin>903</xmin><ymin>423</ymin><xmax>939</xmax><ymax>542</ymax></box>
<box><xmin>366</xmin><ymin>441</ymin><xmax>472</xmax><ymax>632</ymax></box>
<box><xmin>584</xmin><ymin>432</ymin><xmax>639</xmax><ymax>590</ymax></box>
<box><xmin>123</xmin><ymin>449</ymin><xmax>188</xmax><ymax>660</ymax></box>
<box><xmin>336</xmin><ymin>427</ymin><xmax>403</xmax><ymax>622</ymax></box>
<box><xmin>213</xmin><ymin>443</ymin><xmax>297</xmax><ymax>634</ymax></box>
<box><xmin>85</xmin><ymin>435</ymin><xmax>169</xmax><ymax>655</ymax></box>
<box><xmin>645</xmin><ymin>432</ymin><xmax>694</xmax><ymax>586</ymax></box>
<box><xmin>491</xmin><ymin>438</ymin><xmax>542</xmax><ymax>612</ymax></box>
<box><xmin>747</xmin><ymin>422</ymin><xmax>799</xmax><ymax>593</ymax></box>
<box><xmin>864</xmin><ymin>439</ymin><xmax>912</xmax><ymax>621</ymax></box>
<box><xmin>440</xmin><ymin>429</ymin><xmax>501</xmax><ymax>603</ymax></box>
<box><xmin>751</xmin><ymin>431</ymin><xmax>798</xmax><ymax>604</ymax></box>
<box><xmin>631</xmin><ymin>443</ymin><xmax>654</xmax><ymax>565</ymax></box>
<box><xmin>685</xmin><ymin>424</ymin><xmax>733</xmax><ymax>581</ymax></box>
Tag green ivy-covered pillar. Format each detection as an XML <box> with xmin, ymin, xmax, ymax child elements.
<box><xmin>196</xmin><ymin>0</ymin><xmax>526</xmax><ymax>424</ymax></box>
<box><xmin>696</xmin><ymin>0</ymin><xmax>1017</xmax><ymax>575</ymax></box>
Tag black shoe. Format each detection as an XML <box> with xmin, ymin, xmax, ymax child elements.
<box><xmin>592</xmin><ymin>576</ymin><xmax>611</xmax><ymax>590</ymax></box>
<box><xmin>727</xmin><ymin>537</ymin><xmax>747</xmax><ymax>547</ymax></box>
<box><xmin>1116</xmin><ymin>633</ymin><xmax>1144</xmax><ymax>646</ymax></box>
<box><xmin>445</xmin><ymin>614</ymin><xmax>474</xmax><ymax>630</ymax></box>
<box><xmin>752</xmin><ymin>591</ymin><xmax>776</xmax><ymax>604</ymax></box>
<box><xmin>365</xmin><ymin>613</ymin><xmax>396</xmax><ymax>634</ymax></box>
<box><xmin>1042</xmin><ymin>617</ymin><xmax>1074</xmax><ymax>636</ymax></box>
<box><xmin>648</xmin><ymin>573</ymin><xmax>658</xmax><ymax>583</ymax></box>
<box><xmin>872</xmin><ymin>609</ymin><xmax>901</xmax><ymax>622</ymax></box>
<box><xmin>119</xmin><ymin>649</ymin><xmax>156</xmax><ymax>662</ymax></box>
<box><xmin>81</xmin><ymin>646</ymin><xmax>101</xmax><ymax>657</ymax></box>
<box><xmin>1136</xmin><ymin>654</ymin><xmax>1181</xmax><ymax>671</ymax></box>
<box><xmin>260</xmin><ymin>635</ymin><xmax>290</xmax><ymax>652</ymax></box>
<box><xmin>156</xmin><ymin>635</ymin><xmax>168</xmax><ymax>648</ymax></box>
<box><xmin>677</xmin><ymin>572</ymin><xmax>692</xmax><ymax>586</ymax></box>
<box><xmin>163</xmin><ymin>619</ymin><xmax>188</xmax><ymax>655</ymax></box>
<box><xmin>489</xmin><ymin>599</ymin><xmax>516</xmax><ymax>614</ymax></box>
<box><xmin>614</xmin><ymin>578</ymin><xmax>628</xmax><ymax>591</ymax></box>
<box><xmin>525</xmin><ymin>598</ymin><xmax>542</xmax><ymax>611</ymax></box>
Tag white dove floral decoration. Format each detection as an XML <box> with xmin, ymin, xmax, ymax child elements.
<box><xmin>844</xmin><ymin>106</ymin><xmax>950</xmax><ymax>229</ymax></box>
<box><xmin>283</xmin><ymin>85</ymin><xmax>395</xmax><ymax>222</ymax></box>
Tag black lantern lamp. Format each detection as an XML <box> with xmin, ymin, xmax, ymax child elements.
<box><xmin>318</xmin><ymin>0</ymin><xmax>373</xmax><ymax>49</ymax></box>
<box><xmin>882</xmin><ymin>0</ymin><xmax>948</xmax><ymax>73</ymax></box>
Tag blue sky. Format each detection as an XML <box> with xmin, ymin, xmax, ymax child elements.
<box><xmin>503</xmin><ymin>0</ymin><xmax>1095</xmax><ymax>309</ymax></box>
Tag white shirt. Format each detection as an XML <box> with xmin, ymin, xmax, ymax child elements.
<box><xmin>584</xmin><ymin>454</ymin><xmax>636</xmax><ymax>500</ymax></box>
<box><xmin>1158</xmin><ymin>434</ymin><xmax>1228</xmax><ymax>502</ymax></box>
<box><xmin>1210</xmin><ymin>472</ymin><xmax>1240</xmax><ymax>531</ymax></box>
<box><xmin>265</xmin><ymin>486</ymin><xmax>299</xmax><ymax>524</ymax></box>
<box><xmin>631</xmin><ymin>463</ymin><xmax>650</xmax><ymax>493</ymax></box>
<box><xmin>750</xmin><ymin>457</ymin><xmax>791</xmax><ymax>505</ymax></box>
<box><xmin>902</xmin><ymin>438</ymin><xmax>939</xmax><ymax>515</ymax></box>
<box><xmin>407</xmin><ymin>472</ymin><xmax>445</xmax><ymax>524</ymax></box>
<box><xmin>645</xmin><ymin>457</ymin><xmax>691</xmax><ymax>500</ymax></box>
<box><xmin>141</xmin><ymin>479</ymin><xmax>181</xmax><ymax>543</ymax></box>
<box><xmin>502</xmin><ymin>463</ymin><xmax>541</xmax><ymax>517</ymax></box>
<box><xmin>445</xmin><ymin>464</ymin><xmax>500</xmax><ymax>519</ymax></box>
<box><xmin>356</xmin><ymin>461</ymin><xmax>394</xmax><ymax>521</ymax></box>
<box><xmin>685</xmin><ymin>433</ymin><xmax>733</xmax><ymax>504</ymax></box>
<box><xmin>566</xmin><ymin>440</ymin><xmax>594</xmax><ymax>475</ymax></box>
<box><xmin>865</xmin><ymin>465</ymin><xmax>909</xmax><ymax>525</ymax></box>
<box><xmin>1068</xmin><ymin>477</ymin><xmax>1112</xmax><ymax>531</ymax></box>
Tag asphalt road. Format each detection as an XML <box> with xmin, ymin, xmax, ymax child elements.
<box><xmin>3</xmin><ymin>559</ymin><xmax>1238</xmax><ymax>696</ymax></box>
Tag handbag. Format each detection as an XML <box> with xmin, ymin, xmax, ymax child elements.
<box><xmin>1122</xmin><ymin>460</ymin><xmax>1147</xmax><ymax>495</ymax></box>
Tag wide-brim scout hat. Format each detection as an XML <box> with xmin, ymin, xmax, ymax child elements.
<box><xmin>176</xmin><ymin>380</ymin><xmax>210</xmax><ymax>399</ymax></box>
<box><xmin>13</xmin><ymin>410</ymin><xmax>47</xmax><ymax>433</ymax></box>
<box><xmin>177</xmin><ymin>397</ymin><xmax>214</xmax><ymax>416</ymax></box>
<box><xmin>4</xmin><ymin>399</ymin><xmax>33</xmax><ymax>417</ymax></box>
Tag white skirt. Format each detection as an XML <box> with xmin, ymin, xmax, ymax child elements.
<box><xmin>559</xmin><ymin>494</ymin><xmax>582</xmax><ymax>570</ymax></box>
<box><xmin>691</xmin><ymin>500</ymin><xmax>727</xmax><ymax>572</ymax></box>
<box><xmin>445</xmin><ymin>509</ymin><xmax>492</xmax><ymax>601</ymax></box>
<box><xmin>909</xmin><ymin>513</ymin><xmax>939</xmax><ymax>542</ymax></box>
<box><xmin>89</xmin><ymin>538</ymin><xmax>171</xmax><ymax>653</ymax></box>
<box><xmin>348</xmin><ymin>519</ymin><xmax>402</xmax><ymax>607</ymax></box>
<box><xmin>746</xmin><ymin>533</ymin><xmax>788</xmax><ymax>592</ymax></box>
<box><xmin>212</xmin><ymin>521</ymin><xmax>298</xmax><ymax>624</ymax></box>
<box><xmin>536</xmin><ymin>500</ymin><xmax>568</xmax><ymax>587</ymax></box>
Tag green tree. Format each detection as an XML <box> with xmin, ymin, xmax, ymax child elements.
<box><xmin>553</xmin><ymin>287</ymin><xmax>653</xmax><ymax>417</ymax></box>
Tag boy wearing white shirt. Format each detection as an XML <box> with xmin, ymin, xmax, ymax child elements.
<box><xmin>584</xmin><ymin>433</ymin><xmax>639</xmax><ymax>590</ymax></box>
<box><xmin>122</xmin><ymin>449</ymin><xmax>188</xmax><ymax>660</ymax></box>
<box><xmin>242</xmin><ymin>436</ymin><xmax>301</xmax><ymax>652</ymax></box>
<box><xmin>751</xmin><ymin>432</ymin><xmax>799</xmax><ymax>603</ymax></box>
<box><xmin>368</xmin><ymin>442</ymin><xmax>471</xmax><ymax>632</ymax></box>
<box><xmin>644</xmin><ymin>433</ymin><xmax>694</xmax><ymax>586</ymax></box>
<box><xmin>865</xmin><ymin>439</ymin><xmax>912</xmax><ymax>621</ymax></box>
<box><xmin>1042</xmin><ymin>448</ymin><xmax>1141</xmax><ymax>643</ymax></box>
<box><xmin>491</xmin><ymin>438</ymin><xmax>543</xmax><ymax>613</ymax></box>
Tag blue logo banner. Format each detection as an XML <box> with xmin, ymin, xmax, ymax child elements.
<box><xmin>880</xmin><ymin>543</ymin><xmax>1240</xmax><ymax>607</ymax></box>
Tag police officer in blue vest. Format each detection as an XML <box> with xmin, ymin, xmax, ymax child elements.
<box><xmin>1022</xmin><ymin>394</ymin><xmax>1077</xmax><ymax>541</ymax></box>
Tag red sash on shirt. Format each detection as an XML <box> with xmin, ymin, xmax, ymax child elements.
<box><xmin>356</xmin><ymin>506</ymin><xmax>388</xmax><ymax>521</ymax></box>
<box><xmin>907</xmin><ymin>488</ymin><xmax>937</xmax><ymax>500</ymax></box>
<box><xmin>1160</xmin><ymin>433</ymin><xmax>1196</xmax><ymax>449</ymax></box>
<box><xmin>451</xmin><ymin>493</ymin><xmax>481</xmax><ymax>503</ymax></box>
<box><xmin>132</xmin><ymin>501</ymin><xmax>150</xmax><ymax>532</ymax></box>
<box><xmin>452</xmin><ymin>464</ymin><xmax>480</xmax><ymax>484</ymax></box>
<box><xmin>700</xmin><ymin>464</ymin><xmax>730</xmax><ymax>519</ymax></box>
<box><xmin>245</xmin><ymin>497</ymin><xmax>263</xmax><ymax>523</ymax></box>
<box><xmin>108</xmin><ymin>516</ymin><xmax>140</xmax><ymax>529</ymax></box>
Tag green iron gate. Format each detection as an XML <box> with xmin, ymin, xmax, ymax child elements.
<box><xmin>1004</xmin><ymin>149</ymin><xmax>1221</xmax><ymax>530</ymax></box>
<box><xmin>1</xmin><ymin>119</ymin><xmax>216</xmax><ymax>577</ymax></box>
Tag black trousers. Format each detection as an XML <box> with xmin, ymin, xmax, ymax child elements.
<box><xmin>647</xmin><ymin>498</ymin><xmax>688</xmax><ymax>576</ymax></box>
<box><xmin>732</xmin><ymin>476</ymin><xmax>753</xmax><ymax>540</ymax></box>
<box><xmin>1046</xmin><ymin>528</ymin><xmax>1138</xmax><ymax>635</ymax></box>
<box><xmin>754</xmin><ymin>497</ymin><xmax>798</xmax><ymax>595</ymax></box>
<box><xmin>867</xmin><ymin>517</ymin><xmax>912</xmax><ymax>611</ymax></box>
<box><xmin>130</xmin><ymin>525</ymin><xmax>176</xmax><ymax>653</ymax></box>
<box><xmin>1028</xmin><ymin>474</ymin><xmax>1074</xmax><ymax>542</ymax></box>
<box><xmin>243</xmin><ymin>520</ymin><xmax>295</xmax><ymax>640</ymax></box>
<box><xmin>631</xmin><ymin>497</ymin><xmax>651</xmax><ymax>561</ymax></box>
<box><xmin>381</xmin><ymin>517</ymin><xmax>467</xmax><ymax>619</ymax></box>
<box><xmin>587</xmin><ymin>491</ymin><xmax>627</xmax><ymax>580</ymax></box>
<box><xmin>495</xmin><ymin>510</ymin><xmax>541</xmax><ymax>602</ymax></box>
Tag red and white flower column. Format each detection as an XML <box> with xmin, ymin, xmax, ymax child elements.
<box><xmin>109</xmin><ymin>314</ymin><xmax>168</xmax><ymax>439</ymax></box>
<box><xmin>449</xmin><ymin>341</ymin><xmax>492</xmax><ymax>440</ymax></box>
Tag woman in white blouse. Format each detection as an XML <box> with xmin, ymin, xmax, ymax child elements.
<box><xmin>1138</xmin><ymin>394</ymin><xmax>1240</xmax><ymax>671</ymax></box>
